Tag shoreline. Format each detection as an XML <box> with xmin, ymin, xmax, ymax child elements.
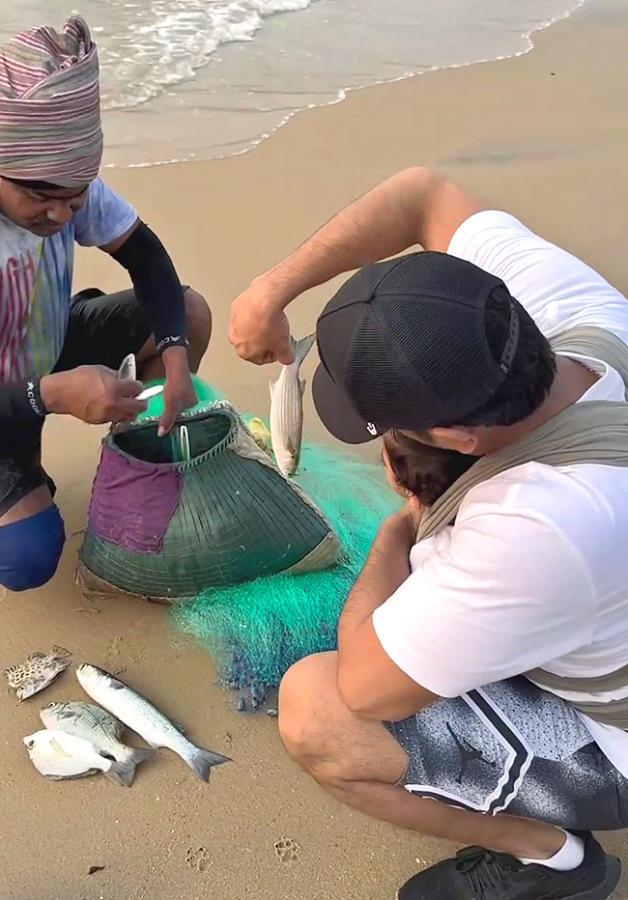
<box><xmin>3</xmin><ymin>3</ymin><xmax>628</xmax><ymax>899</ymax></box>
<box><xmin>99</xmin><ymin>0</ymin><xmax>587</xmax><ymax>169</ymax></box>
<box><xmin>77</xmin><ymin>0</ymin><xmax>628</xmax><ymax>452</ymax></box>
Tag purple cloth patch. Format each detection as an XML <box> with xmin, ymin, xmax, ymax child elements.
<box><xmin>88</xmin><ymin>445</ymin><xmax>182</xmax><ymax>554</ymax></box>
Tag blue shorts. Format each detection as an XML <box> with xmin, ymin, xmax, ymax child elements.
<box><xmin>389</xmin><ymin>676</ymin><xmax>628</xmax><ymax>832</ymax></box>
<box><xmin>0</xmin><ymin>505</ymin><xmax>65</xmax><ymax>591</ymax></box>
<box><xmin>0</xmin><ymin>288</ymin><xmax>151</xmax><ymax>517</ymax></box>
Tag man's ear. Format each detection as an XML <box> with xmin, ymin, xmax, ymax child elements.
<box><xmin>429</xmin><ymin>426</ymin><xmax>479</xmax><ymax>455</ymax></box>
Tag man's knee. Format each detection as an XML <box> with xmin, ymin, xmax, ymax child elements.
<box><xmin>183</xmin><ymin>287</ymin><xmax>212</xmax><ymax>351</ymax></box>
<box><xmin>279</xmin><ymin>653</ymin><xmax>342</xmax><ymax>773</ymax></box>
<box><xmin>0</xmin><ymin>505</ymin><xmax>65</xmax><ymax>592</ymax></box>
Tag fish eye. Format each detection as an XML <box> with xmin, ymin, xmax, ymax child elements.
<box><xmin>26</xmin><ymin>740</ymin><xmax>34</xmax><ymax>749</ymax></box>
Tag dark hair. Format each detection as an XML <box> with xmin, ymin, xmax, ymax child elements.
<box><xmin>383</xmin><ymin>430</ymin><xmax>476</xmax><ymax>506</ymax></box>
<box><xmin>448</xmin><ymin>293</ymin><xmax>557</xmax><ymax>428</ymax></box>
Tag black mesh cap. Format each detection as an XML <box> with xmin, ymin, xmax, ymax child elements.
<box><xmin>312</xmin><ymin>251</ymin><xmax>520</xmax><ymax>444</ymax></box>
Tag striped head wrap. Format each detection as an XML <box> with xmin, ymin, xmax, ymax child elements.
<box><xmin>0</xmin><ymin>16</ymin><xmax>103</xmax><ymax>188</ymax></box>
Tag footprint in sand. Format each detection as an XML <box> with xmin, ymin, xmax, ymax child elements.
<box><xmin>186</xmin><ymin>846</ymin><xmax>209</xmax><ymax>873</ymax></box>
<box><xmin>106</xmin><ymin>636</ymin><xmax>123</xmax><ymax>661</ymax></box>
<box><xmin>274</xmin><ymin>838</ymin><xmax>300</xmax><ymax>863</ymax></box>
<box><xmin>105</xmin><ymin>635</ymin><xmax>148</xmax><ymax>666</ymax></box>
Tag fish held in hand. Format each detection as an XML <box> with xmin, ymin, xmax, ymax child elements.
<box><xmin>23</xmin><ymin>729</ymin><xmax>135</xmax><ymax>786</ymax></box>
<box><xmin>4</xmin><ymin>646</ymin><xmax>71</xmax><ymax>701</ymax></box>
<box><xmin>76</xmin><ymin>664</ymin><xmax>231</xmax><ymax>782</ymax></box>
<box><xmin>269</xmin><ymin>334</ymin><xmax>315</xmax><ymax>477</ymax></box>
<box><xmin>40</xmin><ymin>701</ymin><xmax>154</xmax><ymax>785</ymax></box>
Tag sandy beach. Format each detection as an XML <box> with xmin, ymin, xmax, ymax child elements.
<box><xmin>2</xmin><ymin>2</ymin><xmax>628</xmax><ymax>898</ymax></box>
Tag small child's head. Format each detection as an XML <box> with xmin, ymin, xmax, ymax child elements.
<box><xmin>383</xmin><ymin>430</ymin><xmax>476</xmax><ymax>507</ymax></box>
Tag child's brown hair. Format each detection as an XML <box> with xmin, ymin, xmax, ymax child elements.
<box><xmin>383</xmin><ymin>431</ymin><xmax>476</xmax><ymax>507</ymax></box>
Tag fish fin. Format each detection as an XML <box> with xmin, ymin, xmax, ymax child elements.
<box><xmin>185</xmin><ymin>747</ymin><xmax>232</xmax><ymax>783</ymax></box>
<box><xmin>120</xmin><ymin>745</ymin><xmax>156</xmax><ymax>778</ymax></box>
<box><xmin>299</xmin><ymin>377</ymin><xmax>306</xmax><ymax>396</ymax></box>
<box><xmin>103</xmin><ymin>757</ymin><xmax>135</xmax><ymax>788</ymax></box>
<box><xmin>293</xmin><ymin>333</ymin><xmax>316</xmax><ymax>368</ymax></box>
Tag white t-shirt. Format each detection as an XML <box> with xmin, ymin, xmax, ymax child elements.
<box><xmin>372</xmin><ymin>210</ymin><xmax>628</xmax><ymax>778</ymax></box>
<box><xmin>0</xmin><ymin>178</ymin><xmax>137</xmax><ymax>382</ymax></box>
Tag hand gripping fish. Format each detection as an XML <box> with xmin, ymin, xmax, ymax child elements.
<box><xmin>269</xmin><ymin>334</ymin><xmax>316</xmax><ymax>476</ymax></box>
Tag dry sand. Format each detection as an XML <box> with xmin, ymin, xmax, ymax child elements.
<box><xmin>2</xmin><ymin>3</ymin><xmax>628</xmax><ymax>899</ymax></box>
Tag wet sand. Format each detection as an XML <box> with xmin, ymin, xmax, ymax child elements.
<box><xmin>2</xmin><ymin>2</ymin><xmax>628</xmax><ymax>898</ymax></box>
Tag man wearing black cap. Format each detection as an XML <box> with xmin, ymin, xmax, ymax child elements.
<box><xmin>230</xmin><ymin>167</ymin><xmax>628</xmax><ymax>899</ymax></box>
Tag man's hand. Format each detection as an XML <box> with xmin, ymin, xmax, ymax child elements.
<box><xmin>40</xmin><ymin>366</ymin><xmax>147</xmax><ymax>423</ymax></box>
<box><xmin>229</xmin><ymin>278</ymin><xmax>294</xmax><ymax>366</ymax></box>
<box><xmin>158</xmin><ymin>346</ymin><xmax>197</xmax><ymax>437</ymax></box>
<box><xmin>381</xmin><ymin>498</ymin><xmax>424</xmax><ymax>548</ymax></box>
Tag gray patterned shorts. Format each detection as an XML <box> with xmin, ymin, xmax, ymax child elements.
<box><xmin>389</xmin><ymin>677</ymin><xmax>628</xmax><ymax>831</ymax></box>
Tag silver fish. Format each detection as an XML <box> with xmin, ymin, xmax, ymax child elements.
<box><xmin>40</xmin><ymin>701</ymin><xmax>154</xmax><ymax>785</ymax></box>
<box><xmin>23</xmin><ymin>729</ymin><xmax>133</xmax><ymax>786</ymax></box>
<box><xmin>76</xmin><ymin>664</ymin><xmax>231</xmax><ymax>782</ymax></box>
<box><xmin>117</xmin><ymin>353</ymin><xmax>137</xmax><ymax>382</ymax></box>
<box><xmin>4</xmin><ymin>646</ymin><xmax>71</xmax><ymax>701</ymax></box>
<box><xmin>269</xmin><ymin>334</ymin><xmax>316</xmax><ymax>476</ymax></box>
<box><xmin>170</xmin><ymin>424</ymin><xmax>191</xmax><ymax>463</ymax></box>
<box><xmin>137</xmin><ymin>384</ymin><xmax>164</xmax><ymax>401</ymax></box>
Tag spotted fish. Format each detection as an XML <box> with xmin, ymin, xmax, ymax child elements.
<box><xmin>269</xmin><ymin>334</ymin><xmax>316</xmax><ymax>477</ymax></box>
<box><xmin>4</xmin><ymin>646</ymin><xmax>71</xmax><ymax>701</ymax></box>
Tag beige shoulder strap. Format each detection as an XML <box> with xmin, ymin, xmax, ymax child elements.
<box><xmin>417</xmin><ymin>326</ymin><xmax>628</xmax><ymax>542</ymax></box>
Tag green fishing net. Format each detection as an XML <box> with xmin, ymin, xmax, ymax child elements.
<box><xmin>172</xmin><ymin>437</ymin><xmax>400</xmax><ymax>699</ymax></box>
<box><xmin>90</xmin><ymin>375</ymin><xmax>399</xmax><ymax>701</ymax></box>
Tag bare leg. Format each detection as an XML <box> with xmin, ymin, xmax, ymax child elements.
<box><xmin>0</xmin><ymin>485</ymin><xmax>53</xmax><ymax>526</ymax></box>
<box><xmin>279</xmin><ymin>652</ymin><xmax>565</xmax><ymax>860</ymax></box>
<box><xmin>136</xmin><ymin>287</ymin><xmax>212</xmax><ymax>381</ymax></box>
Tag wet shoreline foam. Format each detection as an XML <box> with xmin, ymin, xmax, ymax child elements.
<box><xmin>2</xmin><ymin>0</ymin><xmax>586</xmax><ymax>168</ymax></box>
<box><xmin>99</xmin><ymin>0</ymin><xmax>586</xmax><ymax>169</ymax></box>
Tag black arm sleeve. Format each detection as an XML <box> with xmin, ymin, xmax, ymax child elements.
<box><xmin>110</xmin><ymin>221</ymin><xmax>188</xmax><ymax>354</ymax></box>
<box><xmin>0</xmin><ymin>378</ymin><xmax>47</xmax><ymax>424</ymax></box>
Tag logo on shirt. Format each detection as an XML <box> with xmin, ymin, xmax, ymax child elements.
<box><xmin>366</xmin><ymin>422</ymin><xmax>378</xmax><ymax>436</ymax></box>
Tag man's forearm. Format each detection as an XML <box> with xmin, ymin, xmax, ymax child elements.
<box><xmin>0</xmin><ymin>379</ymin><xmax>47</xmax><ymax>423</ymax></box>
<box><xmin>111</xmin><ymin>222</ymin><xmax>187</xmax><ymax>353</ymax></box>
<box><xmin>339</xmin><ymin>516</ymin><xmax>413</xmax><ymax>647</ymax></box>
<box><xmin>259</xmin><ymin>167</ymin><xmax>448</xmax><ymax>308</ymax></box>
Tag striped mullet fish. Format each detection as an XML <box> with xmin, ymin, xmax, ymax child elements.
<box><xmin>269</xmin><ymin>334</ymin><xmax>316</xmax><ymax>476</ymax></box>
<box><xmin>76</xmin><ymin>665</ymin><xmax>230</xmax><ymax>782</ymax></box>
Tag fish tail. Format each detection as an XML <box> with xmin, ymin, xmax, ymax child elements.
<box><xmin>293</xmin><ymin>333</ymin><xmax>316</xmax><ymax>369</ymax></box>
<box><xmin>119</xmin><ymin>746</ymin><xmax>156</xmax><ymax>784</ymax></box>
<box><xmin>103</xmin><ymin>755</ymin><xmax>138</xmax><ymax>788</ymax></box>
<box><xmin>185</xmin><ymin>746</ymin><xmax>231</xmax><ymax>783</ymax></box>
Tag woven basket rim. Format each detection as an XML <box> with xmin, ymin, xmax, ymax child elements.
<box><xmin>108</xmin><ymin>402</ymin><xmax>240</xmax><ymax>471</ymax></box>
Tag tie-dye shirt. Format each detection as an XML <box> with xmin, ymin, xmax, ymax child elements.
<box><xmin>0</xmin><ymin>178</ymin><xmax>137</xmax><ymax>382</ymax></box>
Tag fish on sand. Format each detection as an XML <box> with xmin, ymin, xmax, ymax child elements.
<box><xmin>40</xmin><ymin>701</ymin><xmax>154</xmax><ymax>785</ymax></box>
<box><xmin>76</xmin><ymin>664</ymin><xmax>231</xmax><ymax>782</ymax></box>
<box><xmin>269</xmin><ymin>334</ymin><xmax>316</xmax><ymax>476</ymax></box>
<box><xmin>4</xmin><ymin>646</ymin><xmax>71</xmax><ymax>701</ymax></box>
<box><xmin>23</xmin><ymin>729</ymin><xmax>135</xmax><ymax>786</ymax></box>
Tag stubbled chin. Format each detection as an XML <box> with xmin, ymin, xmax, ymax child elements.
<box><xmin>30</xmin><ymin>224</ymin><xmax>62</xmax><ymax>236</ymax></box>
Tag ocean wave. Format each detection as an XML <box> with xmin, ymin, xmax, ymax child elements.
<box><xmin>97</xmin><ymin>0</ymin><xmax>316</xmax><ymax>110</ymax></box>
